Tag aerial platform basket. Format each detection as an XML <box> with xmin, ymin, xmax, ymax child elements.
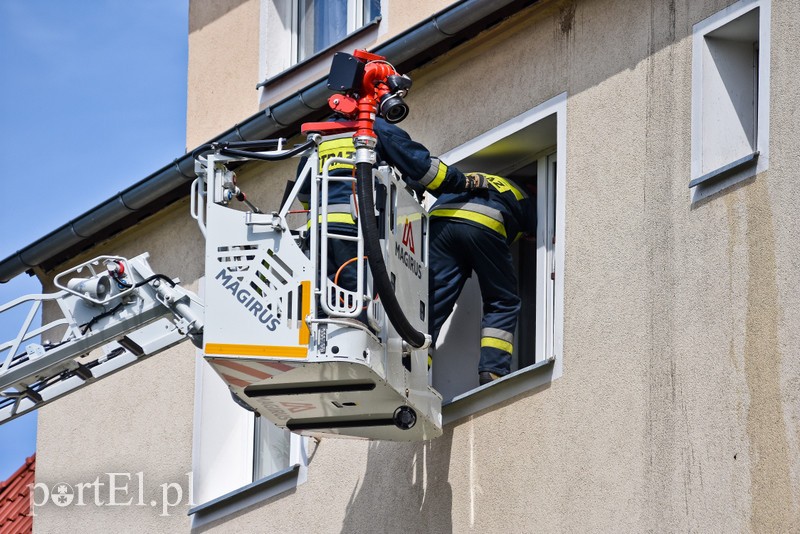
<box><xmin>195</xmin><ymin>139</ymin><xmax>442</xmax><ymax>441</ymax></box>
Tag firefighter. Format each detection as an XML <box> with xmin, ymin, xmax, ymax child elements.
<box><xmin>296</xmin><ymin>129</ymin><xmax>361</xmax><ymax>299</ymax></box>
<box><xmin>296</xmin><ymin>117</ymin><xmax>484</xmax><ymax>298</ymax></box>
<box><xmin>428</xmin><ymin>173</ymin><xmax>535</xmax><ymax>385</ymax></box>
<box><xmin>299</xmin><ymin>119</ymin><xmax>533</xmax><ymax>386</ymax></box>
<box><xmin>366</xmin><ymin>121</ymin><xmax>535</xmax><ymax>384</ymax></box>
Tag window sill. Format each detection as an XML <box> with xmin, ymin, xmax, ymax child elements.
<box><xmin>442</xmin><ymin>357</ymin><xmax>556</xmax><ymax>424</ymax></box>
<box><xmin>689</xmin><ymin>151</ymin><xmax>759</xmax><ymax>189</ymax></box>
<box><xmin>189</xmin><ymin>464</ymin><xmax>300</xmax><ymax>527</ymax></box>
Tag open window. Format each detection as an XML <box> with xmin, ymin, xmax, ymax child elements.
<box><xmin>432</xmin><ymin>93</ymin><xmax>566</xmax><ymax>407</ymax></box>
<box><xmin>690</xmin><ymin>0</ymin><xmax>770</xmax><ymax>198</ymax></box>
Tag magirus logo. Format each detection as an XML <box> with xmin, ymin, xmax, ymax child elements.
<box><xmin>215</xmin><ymin>269</ymin><xmax>280</xmax><ymax>331</ymax></box>
<box><xmin>401</xmin><ymin>218</ymin><xmax>415</xmax><ymax>253</ymax></box>
<box><xmin>394</xmin><ymin>218</ymin><xmax>422</xmax><ymax>279</ymax></box>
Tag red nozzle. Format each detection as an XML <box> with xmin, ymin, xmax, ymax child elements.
<box><xmin>354</xmin><ymin>61</ymin><xmax>398</xmax><ymax>140</ymax></box>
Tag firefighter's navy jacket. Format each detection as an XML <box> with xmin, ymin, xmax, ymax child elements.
<box><xmin>297</xmin><ymin>118</ymin><xmax>534</xmax><ymax>243</ymax></box>
<box><xmin>297</xmin><ymin>118</ymin><xmax>472</xmax><ymax>226</ymax></box>
<box><xmin>374</xmin><ymin>119</ymin><xmax>535</xmax><ymax>244</ymax></box>
<box><xmin>368</xmin><ymin>120</ymin><xmax>536</xmax><ymax>379</ymax></box>
<box><xmin>429</xmin><ymin>174</ymin><xmax>535</xmax><ymax>245</ymax></box>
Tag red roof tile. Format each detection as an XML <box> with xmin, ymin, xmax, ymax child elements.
<box><xmin>0</xmin><ymin>455</ymin><xmax>34</xmax><ymax>534</ymax></box>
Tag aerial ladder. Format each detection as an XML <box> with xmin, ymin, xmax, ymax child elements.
<box><xmin>0</xmin><ymin>50</ymin><xmax>442</xmax><ymax>442</ymax></box>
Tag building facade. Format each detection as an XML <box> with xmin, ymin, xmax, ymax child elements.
<box><xmin>21</xmin><ymin>0</ymin><xmax>800</xmax><ymax>531</ymax></box>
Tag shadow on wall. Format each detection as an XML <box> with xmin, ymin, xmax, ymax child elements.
<box><xmin>190</xmin><ymin>0</ymin><xmax>250</xmax><ymax>33</ymax></box>
<box><xmin>340</xmin><ymin>429</ymin><xmax>455</xmax><ymax>534</ymax></box>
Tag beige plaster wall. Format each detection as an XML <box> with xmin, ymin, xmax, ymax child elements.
<box><xmin>380</xmin><ymin>0</ymin><xmax>453</xmax><ymax>44</ymax></box>
<box><xmin>186</xmin><ymin>0</ymin><xmax>261</xmax><ymax>148</ymax></box>
<box><xmin>185</xmin><ymin>0</ymin><xmax>454</xmax><ymax>147</ymax></box>
<box><xmin>200</xmin><ymin>0</ymin><xmax>800</xmax><ymax>532</ymax></box>
<box><xmin>33</xmin><ymin>0</ymin><xmax>800</xmax><ymax>532</ymax></box>
<box><xmin>33</xmin><ymin>200</ymin><xmax>202</xmax><ymax>532</ymax></box>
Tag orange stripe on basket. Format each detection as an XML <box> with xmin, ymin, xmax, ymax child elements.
<box><xmin>213</xmin><ymin>359</ymin><xmax>272</xmax><ymax>380</ymax></box>
<box><xmin>219</xmin><ymin>373</ymin><xmax>250</xmax><ymax>388</ymax></box>
<box><xmin>299</xmin><ymin>280</ymin><xmax>311</xmax><ymax>345</ymax></box>
<box><xmin>205</xmin><ymin>343</ymin><xmax>307</xmax><ymax>358</ymax></box>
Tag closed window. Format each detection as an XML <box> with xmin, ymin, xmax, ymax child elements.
<box><xmin>690</xmin><ymin>0</ymin><xmax>770</xmax><ymax>195</ymax></box>
<box><xmin>191</xmin><ymin>279</ymin><xmax>303</xmax><ymax>509</ymax></box>
<box><xmin>295</xmin><ymin>0</ymin><xmax>381</xmax><ymax>62</ymax></box>
<box><xmin>259</xmin><ymin>0</ymin><xmax>381</xmax><ymax>91</ymax></box>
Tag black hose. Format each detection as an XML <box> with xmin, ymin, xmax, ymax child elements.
<box><xmin>219</xmin><ymin>138</ymin><xmax>284</xmax><ymax>151</ymax></box>
<box><xmin>114</xmin><ymin>274</ymin><xmax>176</xmax><ymax>289</ymax></box>
<box><xmin>355</xmin><ymin>161</ymin><xmax>427</xmax><ymax>348</ymax></box>
<box><xmin>80</xmin><ymin>302</ymin><xmax>125</xmax><ymax>334</ymax></box>
<box><xmin>219</xmin><ymin>139</ymin><xmax>315</xmax><ymax>162</ymax></box>
<box><xmin>191</xmin><ymin>138</ymin><xmax>286</xmax><ymax>160</ymax></box>
<box><xmin>191</xmin><ymin>143</ymin><xmax>215</xmax><ymax>160</ymax></box>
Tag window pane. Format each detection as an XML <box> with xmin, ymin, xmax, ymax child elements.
<box><xmin>298</xmin><ymin>0</ymin><xmax>348</xmax><ymax>61</ymax></box>
<box><xmin>253</xmin><ymin>417</ymin><xmax>291</xmax><ymax>480</ymax></box>
<box><xmin>367</xmin><ymin>0</ymin><xmax>381</xmax><ymax>20</ymax></box>
<box><xmin>193</xmin><ymin>358</ymin><xmax>256</xmax><ymax>504</ymax></box>
<box><xmin>509</xmin><ymin>162</ymin><xmax>538</xmax><ymax>370</ymax></box>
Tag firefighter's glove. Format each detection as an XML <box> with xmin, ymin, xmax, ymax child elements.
<box><xmin>464</xmin><ymin>173</ymin><xmax>489</xmax><ymax>194</ymax></box>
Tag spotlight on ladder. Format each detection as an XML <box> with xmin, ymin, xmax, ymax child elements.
<box><xmin>67</xmin><ymin>275</ymin><xmax>111</xmax><ymax>301</ymax></box>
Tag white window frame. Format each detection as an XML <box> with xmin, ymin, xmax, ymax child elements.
<box><xmin>690</xmin><ymin>0</ymin><xmax>770</xmax><ymax>200</ymax></box>
<box><xmin>436</xmin><ymin>93</ymin><xmax>567</xmax><ymax>418</ymax></box>
<box><xmin>259</xmin><ymin>0</ymin><xmax>382</xmax><ymax>104</ymax></box>
<box><xmin>191</xmin><ymin>355</ymin><xmax>306</xmax><ymax>499</ymax></box>
<box><xmin>190</xmin><ymin>279</ymin><xmax>307</xmax><ymax>520</ymax></box>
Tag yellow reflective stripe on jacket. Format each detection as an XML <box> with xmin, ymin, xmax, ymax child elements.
<box><xmin>430</xmin><ymin>201</ymin><xmax>507</xmax><ymax>237</ymax></box>
<box><xmin>305</xmin><ymin>204</ymin><xmax>355</xmax><ymax>228</ymax></box>
<box><xmin>420</xmin><ymin>158</ymin><xmax>448</xmax><ymax>191</ymax></box>
<box><xmin>484</xmin><ymin>174</ymin><xmax>527</xmax><ymax>201</ymax></box>
<box><xmin>430</xmin><ymin>209</ymin><xmax>507</xmax><ymax>237</ymax></box>
<box><xmin>306</xmin><ymin>213</ymin><xmax>356</xmax><ymax>228</ymax></box>
<box><xmin>318</xmin><ymin>138</ymin><xmax>355</xmax><ymax>173</ymax></box>
<box><xmin>320</xmin><ymin>213</ymin><xmax>356</xmax><ymax>224</ymax></box>
<box><xmin>481</xmin><ymin>336</ymin><xmax>514</xmax><ymax>354</ymax></box>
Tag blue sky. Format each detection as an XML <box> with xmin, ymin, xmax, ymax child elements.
<box><xmin>0</xmin><ymin>0</ymin><xmax>189</xmax><ymax>481</ymax></box>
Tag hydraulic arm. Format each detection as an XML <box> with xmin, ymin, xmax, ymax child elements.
<box><xmin>0</xmin><ymin>254</ymin><xmax>203</xmax><ymax>425</ymax></box>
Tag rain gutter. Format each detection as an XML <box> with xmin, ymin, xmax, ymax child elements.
<box><xmin>0</xmin><ymin>0</ymin><xmax>539</xmax><ymax>283</ymax></box>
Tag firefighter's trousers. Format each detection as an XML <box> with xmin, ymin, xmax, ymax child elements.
<box><xmin>428</xmin><ymin>219</ymin><xmax>520</xmax><ymax>376</ymax></box>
